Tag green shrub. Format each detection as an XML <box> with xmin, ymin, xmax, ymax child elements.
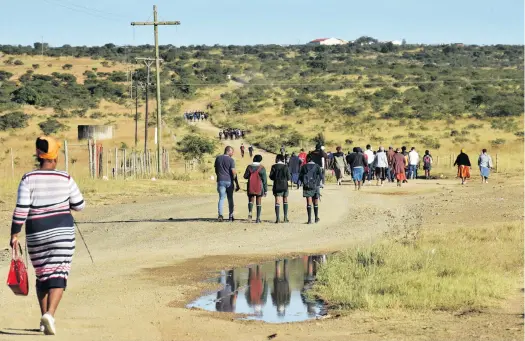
<box><xmin>176</xmin><ymin>134</ymin><xmax>216</xmax><ymax>160</ymax></box>
<box><xmin>38</xmin><ymin>118</ymin><xmax>68</xmax><ymax>135</ymax></box>
<box><xmin>0</xmin><ymin>111</ymin><xmax>30</xmax><ymax>130</ymax></box>
<box><xmin>490</xmin><ymin>138</ymin><xmax>506</xmax><ymax>146</ymax></box>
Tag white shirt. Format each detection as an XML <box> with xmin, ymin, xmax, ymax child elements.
<box><xmin>364</xmin><ymin>149</ymin><xmax>375</xmax><ymax>165</ymax></box>
<box><xmin>375</xmin><ymin>151</ymin><xmax>389</xmax><ymax>168</ymax></box>
<box><xmin>408</xmin><ymin>150</ymin><xmax>419</xmax><ymax>166</ymax></box>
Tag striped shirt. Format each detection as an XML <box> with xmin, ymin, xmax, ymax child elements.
<box><xmin>11</xmin><ymin>170</ymin><xmax>85</xmax><ymax>235</ymax></box>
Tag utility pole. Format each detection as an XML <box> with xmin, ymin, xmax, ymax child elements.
<box><xmin>131</xmin><ymin>6</ymin><xmax>180</xmax><ymax>174</ymax></box>
<box><xmin>134</xmin><ymin>72</ymin><xmax>139</xmax><ymax>149</ymax></box>
<box><xmin>135</xmin><ymin>57</ymin><xmax>156</xmax><ymax>152</ymax></box>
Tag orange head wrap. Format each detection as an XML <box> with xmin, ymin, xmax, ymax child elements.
<box><xmin>36</xmin><ymin>136</ymin><xmax>61</xmax><ymax>160</ymax></box>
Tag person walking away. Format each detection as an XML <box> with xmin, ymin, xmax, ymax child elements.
<box><xmin>288</xmin><ymin>152</ymin><xmax>301</xmax><ymax>189</ymax></box>
<box><xmin>214</xmin><ymin>146</ymin><xmax>239</xmax><ymax>222</ymax></box>
<box><xmin>375</xmin><ymin>146</ymin><xmax>388</xmax><ymax>186</ymax></box>
<box><xmin>10</xmin><ymin>136</ymin><xmax>85</xmax><ymax>335</ymax></box>
<box><xmin>387</xmin><ymin>146</ymin><xmax>395</xmax><ymax>182</ymax></box>
<box><xmin>349</xmin><ymin>147</ymin><xmax>367</xmax><ymax>190</ymax></box>
<box><xmin>364</xmin><ymin>144</ymin><xmax>375</xmax><ymax>184</ymax></box>
<box><xmin>243</xmin><ymin>155</ymin><xmax>267</xmax><ymax>223</ymax></box>
<box><xmin>248</xmin><ymin>145</ymin><xmax>254</xmax><ymax>158</ymax></box>
<box><xmin>280</xmin><ymin>144</ymin><xmax>286</xmax><ymax>156</ymax></box>
<box><xmin>240</xmin><ymin>143</ymin><xmax>245</xmax><ymax>158</ymax></box>
<box><xmin>423</xmin><ymin>150</ymin><xmax>433</xmax><ymax>179</ymax></box>
<box><xmin>478</xmin><ymin>149</ymin><xmax>493</xmax><ymax>184</ymax></box>
<box><xmin>401</xmin><ymin>146</ymin><xmax>409</xmax><ymax>182</ymax></box>
<box><xmin>269</xmin><ymin>154</ymin><xmax>291</xmax><ymax>223</ymax></box>
<box><xmin>218</xmin><ymin>131</ymin><xmax>223</xmax><ymax>140</ymax></box>
<box><xmin>299</xmin><ymin>154</ymin><xmax>323</xmax><ymax>224</ymax></box>
<box><xmin>408</xmin><ymin>147</ymin><xmax>420</xmax><ymax>180</ymax></box>
<box><xmin>298</xmin><ymin>148</ymin><xmax>307</xmax><ymax>166</ymax></box>
<box><xmin>392</xmin><ymin>148</ymin><xmax>407</xmax><ymax>187</ymax></box>
<box><xmin>332</xmin><ymin>146</ymin><xmax>347</xmax><ymax>186</ymax></box>
<box><xmin>454</xmin><ymin>149</ymin><xmax>471</xmax><ymax>185</ymax></box>
<box><xmin>310</xmin><ymin>143</ymin><xmax>328</xmax><ymax>187</ymax></box>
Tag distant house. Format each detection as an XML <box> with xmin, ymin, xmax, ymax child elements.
<box><xmin>309</xmin><ymin>38</ymin><xmax>348</xmax><ymax>46</ymax></box>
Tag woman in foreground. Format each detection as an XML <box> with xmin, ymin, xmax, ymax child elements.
<box><xmin>10</xmin><ymin>136</ymin><xmax>85</xmax><ymax>335</ymax></box>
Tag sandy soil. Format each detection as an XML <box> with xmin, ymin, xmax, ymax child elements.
<box><xmin>0</xmin><ymin>128</ymin><xmax>523</xmax><ymax>340</ymax></box>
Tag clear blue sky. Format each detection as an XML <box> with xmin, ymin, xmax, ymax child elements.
<box><xmin>1</xmin><ymin>0</ymin><xmax>523</xmax><ymax>47</ymax></box>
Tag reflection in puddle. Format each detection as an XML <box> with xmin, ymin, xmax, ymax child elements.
<box><xmin>187</xmin><ymin>255</ymin><xmax>328</xmax><ymax>323</ymax></box>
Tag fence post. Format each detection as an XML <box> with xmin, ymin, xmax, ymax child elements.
<box><xmin>64</xmin><ymin>140</ymin><xmax>69</xmax><ymax>173</ymax></box>
<box><xmin>114</xmin><ymin>148</ymin><xmax>118</xmax><ymax>178</ymax></box>
<box><xmin>495</xmin><ymin>154</ymin><xmax>499</xmax><ymax>173</ymax></box>
<box><xmin>93</xmin><ymin>138</ymin><xmax>97</xmax><ymax>178</ymax></box>
<box><xmin>123</xmin><ymin>149</ymin><xmax>127</xmax><ymax>179</ymax></box>
<box><xmin>88</xmin><ymin>140</ymin><xmax>93</xmax><ymax>178</ymax></box>
<box><xmin>10</xmin><ymin>148</ymin><xmax>14</xmax><ymax>178</ymax></box>
<box><xmin>436</xmin><ymin>156</ymin><xmax>439</xmax><ymax>167</ymax></box>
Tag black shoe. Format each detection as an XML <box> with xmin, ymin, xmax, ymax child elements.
<box><xmin>275</xmin><ymin>219</ymin><xmax>280</xmax><ymax>224</ymax></box>
<box><xmin>255</xmin><ymin>219</ymin><xmax>262</xmax><ymax>224</ymax></box>
<box><xmin>307</xmin><ymin>220</ymin><xmax>312</xmax><ymax>224</ymax></box>
<box><xmin>229</xmin><ymin>216</ymin><xmax>235</xmax><ymax>222</ymax></box>
<box><xmin>218</xmin><ymin>215</ymin><xmax>224</xmax><ymax>222</ymax></box>
<box><xmin>284</xmin><ymin>218</ymin><xmax>289</xmax><ymax>223</ymax></box>
<box><xmin>315</xmin><ymin>217</ymin><xmax>320</xmax><ymax>223</ymax></box>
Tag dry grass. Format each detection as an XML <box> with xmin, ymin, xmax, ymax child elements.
<box><xmin>311</xmin><ymin>222</ymin><xmax>523</xmax><ymax>311</ymax></box>
<box><xmin>0</xmin><ymin>54</ymin><xmax>132</xmax><ymax>83</ymax></box>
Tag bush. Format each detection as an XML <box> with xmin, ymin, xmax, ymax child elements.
<box><xmin>13</xmin><ymin>59</ymin><xmax>24</xmax><ymax>65</ymax></box>
<box><xmin>0</xmin><ymin>70</ymin><xmax>13</xmax><ymax>81</ymax></box>
<box><xmin>38</xmin><ymin>118</ymin><xmax>68</xmax><ymax>135</ymax></box>
<box><xmin>32</xmin><ymin>64</ymin><xmax>40</xmax><ymax>69</ymax></box>
<box><xmin>0</xmin><ymin>112</ymin><xmax>30</xmax><ymax>130</ymax></box>
<box><xmin>62</xmin><ymin>64</ymin><xmax>73</xmax><ymax>70</ymax></box>
<box><xmin>490</xmin><ymin>138</ymin><xmax>506</xmax><ymax>146</ymax></box>
<box><xmin>176</xmin><ymin>134</ymin><xmax>216</xmax><ymax>160</ymax></box>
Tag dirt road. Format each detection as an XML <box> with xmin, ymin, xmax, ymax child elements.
<box><xmin>0</xmin><ymin>125</ymin><xmax>522</xmax><ymax>340</ymax></box>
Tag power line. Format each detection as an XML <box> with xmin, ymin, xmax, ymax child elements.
<box><xmin>53</xmin><ymin>0</ymin><xmax>127</xmax><ymax>18</ymax></box>
<box><xmin>42</xmin><ymin>0</ymin><xmax>126</xmax><ymax>22</ymax></box>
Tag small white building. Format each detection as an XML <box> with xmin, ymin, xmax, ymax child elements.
<box><xmin>309</xmin><ymin>38</ymin><xmax>348</xmax><ymax>46</ymax></box>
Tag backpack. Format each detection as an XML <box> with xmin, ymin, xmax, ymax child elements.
<box><xmin>248</xmin><ymin>166</ymin><xmax>263</xmax><ymax>195</ymax></box>
<box><xmin>303</xmin><ymin>164</ymin><xmax>319</xmax><ymax>190</ymax></box>
<box><xmin>423</xmin><ymin>155</ymin><xmax>431</xmax><ymax>167</ymax></box>
<box><xmin>273</xmin><ymin>165</ymin><xmax>288</xmax><ymax>192</ymax></box>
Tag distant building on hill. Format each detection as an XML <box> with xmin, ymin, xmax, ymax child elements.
<box><xmin>308</xmin><ymin>38</ymin><xmax>348</xmax><ymax>46</ymax></box>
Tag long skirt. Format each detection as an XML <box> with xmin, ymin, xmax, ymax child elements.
<box><xmin>480</xmin><ymin>166</ymin><xmax>490</xmax><ymax>178</ymax></box>
<box><xmin>26</xmin><ymin>226</ymin><xmax>76</xmax><ymax>291</ymax></box>
<box><xmin>457</xmin><ymin>165</ymin><xmax>471</xmax><ymax>179</ymax></box>
<box><xmin>396</xmin><ymin>171</ymin><xmax>406</xmax><ymax>181</ymax></box>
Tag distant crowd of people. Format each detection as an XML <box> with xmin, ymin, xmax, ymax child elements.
<box><xmin>214</xmin><ymin>142</ymin><xmax>495</xmax><ymax>225</ymax></box>
<box><xmin>219</xmin><ymin>128</ymin><xmax>246</xmax><ymax>140</ymax></box>
<box><xmin>184</xmin><ymin>111</ymin><xmax>209</xmax><ymax>122</ymax></box>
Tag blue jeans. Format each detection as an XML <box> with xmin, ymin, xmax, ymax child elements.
<box><xmin>217</xmin><ymin>181</ymin><xmax>234</xmax><ymax>217</ymax></box>
<box><xmin>408</xmin><ymin>165</ymin><xmax>417</xmax><ymax>179</ymax></box>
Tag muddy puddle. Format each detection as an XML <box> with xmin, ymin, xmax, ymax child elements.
<box><xmin>187</xmin><ymin>255</ymin><xmax>328</xmax><ymax>323</ymax></box>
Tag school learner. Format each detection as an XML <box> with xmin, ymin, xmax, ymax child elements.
<box><xmin>248</xmin><ymin>145</ymin><xmax>254</xmax><ymax>158</ymax></box>
<box><xmin>269</xmin><ymin>154</ymin><xmax>291</xmax><ymax>223</ymax></box>
<box><xmin>299</xmin><ymin>154</ymin><xmax>323</xmax><ymax>224</ymax></box>
<box><xmin>243</xmin><ymin>155</ymin><xmax>268</xmax><ymax>223</ymax></box>
<box><xmin>240</xmin><ymin>143</ymin><xmax>245</xmax><ymax>158</ymax></box>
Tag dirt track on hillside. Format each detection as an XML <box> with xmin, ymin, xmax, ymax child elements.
<box><xmin>0</xmin><ymin>128</ymin><xmax>523</xmax><ymax>340</ymax></box>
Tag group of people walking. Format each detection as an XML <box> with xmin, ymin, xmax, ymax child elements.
<box><xmin>214</xmin><ymin>146</ymin><xmax>324</xmax><ymax>224</ymax></box>
<box><xmin>219</xmin><ymin>128</ymin><xmax>246</xmax><ymax>140</ymax></box>
<box><xmin>183</xmin><ymin>111</ymin><xmax>209</xmax><ymax>122</ymax></box>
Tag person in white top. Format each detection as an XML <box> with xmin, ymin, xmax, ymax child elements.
<box><xmin>364</xmin><ymin>144</ymin><xmax>375</xmax><ymax>184</ymax></box>
<box><xmin>408</xmin><ymin>147</ymin><xmax>420</xmax><ymax>179</ymax></box>
<box><xmin>374</xmin><ymin>146</ymin><xmax>389</xmax><ymax>186</ymax></box>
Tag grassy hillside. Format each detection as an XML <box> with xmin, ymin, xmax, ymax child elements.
<box><xmin>0</xmin><ymin>42</ymin><xmax>523</xmax><ymax>178</ymax></box>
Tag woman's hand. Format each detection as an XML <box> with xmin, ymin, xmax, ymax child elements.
<box><xmin>9</xmin><ymin>234</ymin><xmax>18</xmax><ymax>248</ymax></box>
